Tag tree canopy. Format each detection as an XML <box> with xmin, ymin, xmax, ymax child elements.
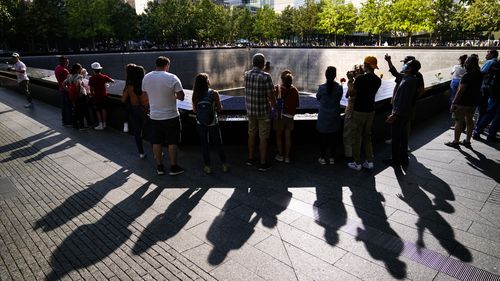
<box><xmin>2</xmin><ymin>0</ymin><xmax>499</xmax><ymax>52</ymax></box>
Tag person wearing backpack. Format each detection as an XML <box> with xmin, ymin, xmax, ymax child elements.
<box><xmin>192</xmin><ymin>73</ymin><xmax>228</xmax><ymax>174</ymax></box>
<box><xmin>473</xmin><ymin>50</ymin><xmax>500</xmax><ymax>142</ymax></box>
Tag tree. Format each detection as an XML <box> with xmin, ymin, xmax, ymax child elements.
<box><xmin>295</xmin><ymin>0</ymin><xmax>320</xmax><ymax>43</ymax></box>
<box><xmin>389</xmin><ymin>0</ymin><xmax>434</xmax><ymax>45</ymax></box>
<box><xmin>0</xmin><ymin>0</ymin><xmax>17</xmax><ymax>50</ymax></box>
<box><xmin>318</xmin><ymin>0</ymin><xmax>357</xmax><ymax>46</ymax></box>
<box><xmin>430</xmin><ymin>0</ymin><xmax>462</xmax><ymax>43</ymax></box>
<box><xmin>233</xmin><ymin>7</ymin><xmax>255</xmax><ymax>42</ymax></box>
<box><xmin>461</xmin><ymin>0</ymin><xmax>500</xmax><ymax>44</ymax></box>
<box><xmin>66</xmin><ymin>0</ymin><xmax>111</xmax><ymax>49</ymax></box>
<box><xmin>106</xmin><ymin>0</ymin><xmax>139</xmax><ymax>46</ymax></box>
<box><xmin>253</xmin><ymin>5</ymin><xmax>279</xmax><ymax>44</ymax></box>
<box><xmin>29</xmin><ymin>0</ymin><xmax>67</xmax><ymax>51</ymax></box>
<box><xmin>357</xmin><ymin>0</ymin><xmax>390</xmax><ymax>46</ymax></box>
<box><xmin>278</xmin><ymin>5</ymin><xmax>298</xmax><ymax>44</ymax></box>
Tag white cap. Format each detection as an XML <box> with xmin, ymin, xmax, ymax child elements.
<box><xmin>11</xmin><ymin>53</ymin><xmax>20</xmax><ymax>58</ymax></box>
<box><xmin>91</xmin><ymin>62</ymin><xmax>103</xmax><ymax>70</ymax></box>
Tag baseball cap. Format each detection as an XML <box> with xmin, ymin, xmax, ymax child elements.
<box><xmin>11</xmin><ymin>53</ymin><xmax>20</xmax><ymax>58</ymax></box>
<box><xmin>91</xmin><ymin>62</ymin><xmax>103</xmax><ymax>70</ymax></box>
<box><xmin>401</xmin><ymin>56</ymin><xmax>416</xmax><ymax>63</ymax></box>
<box><xmin>364</xmin><ymin>56</ymin><xmax>378</xmax><ymax>69</ymax></box>
<box><xmin>252</xmin><ymin>53</ymin><xmax>265</xmax><ymax>66</ymax></box>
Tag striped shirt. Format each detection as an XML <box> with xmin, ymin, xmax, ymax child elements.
<box><xmin>245</xmin><ymin>67</ymin><xmax>274</xmax><ymax>118</ymax></box>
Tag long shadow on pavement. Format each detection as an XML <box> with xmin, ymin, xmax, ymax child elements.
<box><xmin>45</xmin><ymin>181</ymin><xmax>162</xmax><ymax>281</ymax></box>
<box><xmin>394</xmin><ymin>161</ymin><xmax>472</xmax><ymax>263</ymax></box>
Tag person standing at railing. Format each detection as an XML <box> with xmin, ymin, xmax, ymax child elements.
<box><xmin>316</xmin><ymin>66</ymin><xmax>342</xmax><ymax>165</ymax></box>
<box><xmin>244</xmin><ymin>53</ymin><xmax>277</xmax><ymax>172</ymax></box>
<box><xmin>89</xmin><ymin>62</ymin><xmax>114</xmax><ymax>130</ymax></box>
<box><xmin>450</xmin><ymin>55</ymin><xmax>468</xmax><ymax>106</ymax></box>
<box><xmin>142</xmin><ymin>56</ymin><xmax>185</xmax><ymax>176</ymax></box>
<box><xmin>346</xmin><ymin>56</ymin><xmax>381</xmax><ymax>171</ymax></box>
<box><xmin>8</xmin><ymin>53</ymin><xmax>32</xmax><ymax>108</ymax></box>
<box><xmin>121</xmin><ymin>64</ymin><xmax>149</xmax><ymax>159</ymax></box>
<box><xmin>55</xmin><ymin>56</ymin><xmax>71</xmax><ymax>126</ymax></box>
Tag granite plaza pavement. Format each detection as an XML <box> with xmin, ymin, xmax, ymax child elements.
<box><xmin>0</xmin><ymin>86</ymin><xmax>499</xmax><ymax>281</ymax></box>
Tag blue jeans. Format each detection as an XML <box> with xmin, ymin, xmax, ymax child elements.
<box><xmin>130</xmin><ymin>106</ymin><xmax>145</xmax><ymax>154</ymax></box>
<box><xmin>197</xmin><ymin>124</ymin><xmax>226</xmax><ymax>165</ymax></box>
<box><xmin>61</xmin><ymin>89</ymin><xmax>73</xmax><ymax>125</ymax></box>
<box><xmin>474</xmin><ymin>98</ymin><xmax>500</xmax><ymax>138</ymax></box>
<box><xmin>449</xmin><ymin>79</ymin><xmax>460</xmax><ymax>106</ymax></box>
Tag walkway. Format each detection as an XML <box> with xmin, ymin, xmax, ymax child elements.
<box><xmin>0</xmin><ymin>87</ymin><xmax>499</xmax><ymax>281</ymax></box>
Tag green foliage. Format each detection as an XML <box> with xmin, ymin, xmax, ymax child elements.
<box><xmin>318</xmin><ymin>0</ymin><xmax>357</xmax><ymax>45</ymax></box>
<box><xmin>253</xmin><ymin>5</ymin><xmax>279</xmax><ymax>43</ymax></box>
<box><xmin>461</xmin><ymin>0</ymin><xmax>500</xmax><ymax>38</ymax></box>
<box><xmin>389</xmin><ymin>0</ymin><xmax>434</xmax><ymax>45</ymax></box>
<box><xmin>295</xmin><ymin>0</ymin><xmax>320</xmax><ymax>42</ymax></box>
<box><xmin>357</xmin><ymin>0</ymin><xmax>390</xmax><ymax>45</ymax></box>
<box><xmin>278</xmin><ymin>5</ymin><xmax>298</xmax><ymax>42</ymax></box>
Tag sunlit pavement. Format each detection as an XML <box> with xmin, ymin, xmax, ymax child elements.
<box><xmin>1</xmin><ymin>86</ymin><xmax>499</xmax><ymax>281</ymax></box>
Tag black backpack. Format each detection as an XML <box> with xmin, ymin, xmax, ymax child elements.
<box><xmin>196</xmin><ymin>90</ymin><xmax>215</xmax><ymax>126</ymax></box>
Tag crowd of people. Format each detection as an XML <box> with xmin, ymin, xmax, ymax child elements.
<box><xmin>6</xmin><ymin>48</ymin><xmax>499</xmax><ymax>175</ymax></box>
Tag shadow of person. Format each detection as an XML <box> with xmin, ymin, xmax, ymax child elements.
<box><xmin>459</xmin><ymin>149</ymin><xmax>500</xmax><ymax>183</ymax></box>
<box><xmin>206</xmin><ymin>186</ymin><xmax>291</xmax><ymax>265</ymax></box>
<box><xmin>394</xmin><ymin>162</ymin><xmax>472</xmax><ymax>263</ymax></box>
<box><xmin>34</xmin><ymin>168</ymin><xmax>131</xmax><ymax>232</ymax></box>
<box><xmin>44</xmin><ymin>182</ymin><xmax>162</xmax><ymax>281</ymax></box>
<box><xmin>0</xmin><ymin>129</ymin><xmax>54</xmax><ymax>154</ymax></box>
<box><xmin>314</xmin><ymin>179</ymin><xmax>347</xmax><ymax>246</ymax></box>
<box><xmin>349</xmin><ymin>172</ymin><xmax>407</xmax><ymax>279</ymax></box>
<box><xmin>132</xmin><ymin>187</ymin><xmax>208</xmax><ymax>255</ymax></box>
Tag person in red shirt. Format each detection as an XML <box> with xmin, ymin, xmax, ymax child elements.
<box><xmin>54</xmin><ymin>56</ymin><xmax>71</xmax><ymax>126</ymax></box>
<box><xmin>89</xmin><ymin>62</ymin><xmax>114</xmax><ymax>130</ymax></box>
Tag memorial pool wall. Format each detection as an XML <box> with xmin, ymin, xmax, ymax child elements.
<box><xmin>8</xmin><ymin>47</ymin><xmax>488</xmax><ymax>92</ymax></box>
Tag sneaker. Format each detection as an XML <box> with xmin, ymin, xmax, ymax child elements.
<box><xmin>94</xmin><ymin>124</ymin><xmax>104</xmax><ymax>130</ymax></box>
<box><xmin>156</xmin><ymin>164</ymin><xmax>165</xmax><ymax>175</ymax></box>
<box><xmin>203</xmin><ymin>165</ymin><xmax>212</xmax><ymax>174</ymax></box>
<box><xmin>444</xmin><ymin>141</ymin><xmax>460</xmax><ymax>149</ymax></box>
<box><xmin>169</xmin><ymin>165</ymin><xmax>185</xmax><ymax>176</ymax></box>
<box><xmin>284</xmin><ymin>157</ymin><xmax>290</xmax><ymax>164</ymax></box>
<box><xmin>275</xmin><ymin>154</ymin><xmax>284</xmax><ymax>162</ymax></box>
<box><xmin>123</xmin><ymin>123</ymin><xmax>129</xmax><ymax>133</ymax></box>
<box><xmin>222</xmin><ymin>164</ymin><xmax>230</xmax><ymax>173</ymax></box>
<box><xmin>318</xmin><ymin>158</ymin><xmax>327</xmax><ymax>165</ymax></box>
<box><xmin>362</xmin><ymin>161</ymin><xmax>374</xmax><ymax>170</ymax></box>
<box><xmin>459</xmin><ymin>140</ymin><xmax>472</xmax><ymax>149</ymax></box>
<box><xmin>246</xmin><ymin>158</ymin><xmax>257</xmax><ymax>166</ymax></box>
<box><xmin>472</xmin><ymin>133</ymin><xmax>482</xmax><ymax>141</ymax></box>
<box><xmin>139</xmin><ymin>153</ymin><xmax>146</xmax><ymax>159</ymax></box>
<box><xmin>78</xmin><ymin>126</ymin><xmax>90</xmax><ymax>131</ymax></box>
<box><xmin>347</xmin><ymin>162</ymin><xmax>362</xmax><ymax>171</ymax></box>
<box><xmin>258</xmin><ymin>162</ymin><xmax>271</xmax><ymax>172</ymax></box>
<box><xmin>385</xmin><ymin>139</ymin><xmax>392</xmax><ymax>144</ymax></box>
<box><xmin>24</xmin><ymin>102</ymin><xmax>33</xmax><ymax>108</ymax></box>
<box><xmin>328</xmin><ymin>158</ymin><xmax>335</xmax><ymax>165</ymax></box>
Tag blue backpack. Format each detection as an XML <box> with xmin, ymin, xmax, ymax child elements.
<box><xmin>196</xmin><ymin>90</ymin><xmax>215</xmax><ymax>126</ymax></box>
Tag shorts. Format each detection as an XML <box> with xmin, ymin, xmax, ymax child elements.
<box><xmin>151</xmin><ymin>117</ymin><xmax>181</xmax><ymax>145</ymax></box>
<box><xmin>274</xmin><ymin>116</ymin><xmax>294</xmax><ymax>131</ymax></box>
<box><xmin>93</xmin><ymin>98</ymin><xmax>108</xmax><ymax>110</ymax></box>
<box><xmin>248</xmin><ymin>117</ymin><xmax>271</xmax><ymax>139</ymax></box>
<box><xmin>452</xmin><ymin>105</ymin><xmax>475</xmax><ymax>121</ymax></box>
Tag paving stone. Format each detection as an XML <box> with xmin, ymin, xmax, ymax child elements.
<box><xmin>467</xmin><ymin>222</ymin><xmax>500</xmax><ymax>244</ymax></box>
<box><xmin>210</xmin><ymin>259</ymin><xmax>266</xmax><ymax>281</ymax></box>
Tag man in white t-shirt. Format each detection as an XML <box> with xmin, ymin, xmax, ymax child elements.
<box><xmin>142</xmin><ymin>56</ymin><xmax>185</xmax><ymax>176</ymax></box>
<box><xmin>9</xmin><ymin>53</ymin><xmax>32</xmax><ymax>108</ymax></box>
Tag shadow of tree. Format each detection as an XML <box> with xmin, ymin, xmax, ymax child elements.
<box><xmin>45</xmin><ymin>182</ymin><xmax>162</xmax><ymax>281</ymax></box>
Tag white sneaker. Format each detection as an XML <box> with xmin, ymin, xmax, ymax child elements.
<box><xmin>328</xmin><ymin>158</ymin><xmax>335</xmax><ymax>165</ymax></box>
<box><xmin>284</xmin><ymin>157</ymin><xmax>290</xmax><ymax>164</ymax></box>
<box><xmin>362</xmin><ymin>161</ymin><xmax>374</xmax><ymax>170</ymax></box>
<box><xmin>24</xmin><ymin>102</ymin><xmax>33</xmax><ymax>108</ymax></box>
<box><xmin>139</xmin><ymin>153</ymin><xmax>146</xmax><ymax>159</ymax></box>
<box><xmin>385</xmin><ymin>139</ymin><xmax>392</xmax><ymax>144</ymax></box>
<box><xmin>94</xmin><ymin>124</ymin><xmax>104</xmax><ymax>130</ymax></box>
<box><xmin>123</xmin><ymin>123</ymin><xmax>129</xmax><ymax>133</ymax></box>
<box><xmin>318</xmin><ymin>158</ymin><xmax>327</xmax><ymax>165</ymax></box>
<box><xmin>347</xmin><ymin>162</ymin><xmax>362</xmax><ymax>171</ymax></box>
<box><xmin>275</xmin><ymin>154</ymin><xmax>284</xmax><ymax>162</ymax></box>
